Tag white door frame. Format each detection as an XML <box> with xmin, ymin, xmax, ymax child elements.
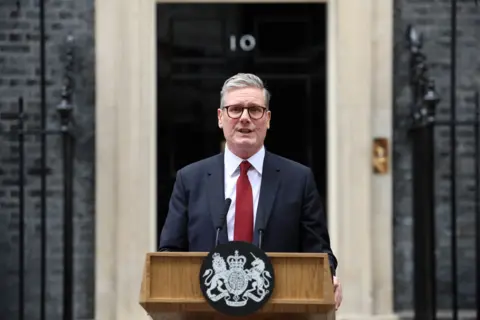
<box><xmin>94</xmin><ymin>0</ymin><xmax>396</xmax><ymax>319</ymax></box>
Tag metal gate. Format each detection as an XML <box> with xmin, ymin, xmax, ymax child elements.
<box><xmin>0</xmin><ymin>0</ymin><xmax>76</xmax><ymax>319</ymax></box>
<box><xmin>406</xmin><ymin>0</ymin><xmax>479</xmax><ymax>319</ymax></box>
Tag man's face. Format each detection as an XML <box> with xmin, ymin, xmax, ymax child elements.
<box><xmin>217</xmin><ymin>87</ymin><xmax>271</xmax><ymax>157</ymax></box>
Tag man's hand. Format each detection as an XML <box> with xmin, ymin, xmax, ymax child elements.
<box><xmin>333</xmin><ymin>276</ymin><xmax>343</xmax><ymax>310</ymax></box>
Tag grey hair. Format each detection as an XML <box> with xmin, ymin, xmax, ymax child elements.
<box><xmin>220</xmin><ymin>73</ymin><xmax>271</xmax><ymax>109</ymax></box>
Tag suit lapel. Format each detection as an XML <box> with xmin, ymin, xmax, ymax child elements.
<box><xmin>207</xmin><ymin>153</ymin><xmax>228</xmax><ymax>245</ymax></box>
<box><xmin>254</xmin><ymin>151</ymin><xmax>280</xmax><ymax>246</ymax></box>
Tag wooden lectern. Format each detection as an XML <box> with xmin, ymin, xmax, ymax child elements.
<box><xmin>139</xmin><ymin>252</ymin><xmax>335</xmax><ymax>320</ymax></box>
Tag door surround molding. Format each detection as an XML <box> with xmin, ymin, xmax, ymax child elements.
<box><xmin>94</xmin><ymin>0</ymin><xmax>396</xmax><ymax>319</ymax></box>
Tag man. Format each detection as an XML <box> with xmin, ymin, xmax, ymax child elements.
<box><xmin>159</xmin><ymin>73</ymin><xmax>342</xmax><ymax>309</ymax></box>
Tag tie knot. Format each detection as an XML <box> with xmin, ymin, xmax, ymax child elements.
<box><xmin>240</xmin><ymin>161</ymin><xmax>251</xmax><ymax>175</ymax></box>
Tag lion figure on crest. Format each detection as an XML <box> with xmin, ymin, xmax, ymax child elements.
<box><xmin>202</xmin><ymin>253</ymin><xmax>229</xmax><ymax>297</ymax></box>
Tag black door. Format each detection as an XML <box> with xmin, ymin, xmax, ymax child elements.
<box><xmin>156</xmin><ymin>3</ymin><xmax>327</xmax><ymax>246</ymax></box>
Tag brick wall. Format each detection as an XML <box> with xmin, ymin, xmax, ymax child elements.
<box><xmin>393</xmin><ymin>0</ymin><xmax>480</xmax><ymax>311</ymax></box>
<box><xmin>0</xmin><ymin>1</ymin><xmax>95</xmax><ymax>319</ymax></box>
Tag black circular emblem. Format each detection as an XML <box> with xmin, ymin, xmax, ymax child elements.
<box><xmin>199</xmin><ymin>241</ymin><xmax>275</xmax><ymax>317</ymax></box>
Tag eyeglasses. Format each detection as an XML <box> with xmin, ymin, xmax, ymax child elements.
<box><xmin>223</xmin><ymin>105</ymin><xmax>267</xmax><ymax>120</ymax></box>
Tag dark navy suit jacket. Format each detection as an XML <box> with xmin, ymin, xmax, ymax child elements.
<box><xmin>158</xmin><ymin>151</ymin><xmax>338</xmax><ymax>274</ymax></box>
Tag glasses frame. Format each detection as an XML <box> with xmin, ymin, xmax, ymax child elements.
<box><xmin>223</xmin><ymin>105</ymin><xmax>268</xmax><ymax>120</ymax></box>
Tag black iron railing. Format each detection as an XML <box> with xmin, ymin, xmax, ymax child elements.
<box><xmin>0</xmin><ymin>28</ymin><xmax>76</xmax><ymax>320</ymax></box>
<box><xmin>406</xmin><ymin>0</ymin><xmax>480</xmax><ymax>317</ymax></box>
<box><xmin>406</xmin><ymin>24</ymin><xmax>440</xmax><ymax>320</ymax></box>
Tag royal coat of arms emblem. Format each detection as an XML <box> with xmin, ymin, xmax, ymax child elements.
<box><xmin>199</xmin><ymin>241</ymin><xmax>275</xmax><ymax>317</ymax></box>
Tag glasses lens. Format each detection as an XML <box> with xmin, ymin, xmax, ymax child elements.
<box><xmin>248</xmin><ymin>107</ymin><xmax>264</xmax><ymax>119</ymax></box>
<box><xmin>227</xmin><ymin>106</ymin><xmax>243</xmax><ymax>118</ymax></box>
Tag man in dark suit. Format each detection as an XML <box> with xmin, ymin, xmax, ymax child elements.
<box><xmin>159</xmin><ymin>73</ymin><xmax>342</xmax><ymax>309</ymax></box>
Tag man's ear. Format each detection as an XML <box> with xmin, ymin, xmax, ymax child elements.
<box><xmin>217</xmin><ymin>108</ymin><xmax>223</xmax><ymax>128</ymax></box>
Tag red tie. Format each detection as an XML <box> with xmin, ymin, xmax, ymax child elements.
<box><xmin>234</xmin><ymin>161</ymin><xmax>254</xmax><ymax>242</ymax></box>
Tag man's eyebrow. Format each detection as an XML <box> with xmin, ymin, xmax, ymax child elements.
<box><xmin>226</xmin><ymin>102</ymin><xmax>265</xmax><ymax>108</ymax></box>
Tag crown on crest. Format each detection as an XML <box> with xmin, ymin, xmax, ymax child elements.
<box><xmin>227</xmin><ymin>250</ymin><xmax>246</xmax><ymax>269</ymax></box>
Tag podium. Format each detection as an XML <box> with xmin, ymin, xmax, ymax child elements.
<box><xmin>139</xmin><ymin>252</ymin><xmax>335</xmax><ymax>320</ymax></box>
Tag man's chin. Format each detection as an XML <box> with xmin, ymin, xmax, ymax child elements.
<box><xmin>228</xmin><ymin>139</ymin><xmax>259</xmax><ymax>155</ymax></box>
<box><xmin>233</xmin><ymin>138</ymin><xmax>255</xmax><ymax>148</ymax></box>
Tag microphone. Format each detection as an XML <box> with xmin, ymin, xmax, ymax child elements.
<box><xmin>258</xmin><ymin>229</ymin><xmax>265</xmax><ymax>250</ymax></box>
<box><xmin>215</xmin><ymin>198</ymin><xmax>232</xmax><ymax>247</ymax></box>
<box><xmin>256</xmin><ymin>209</ymin><xmax>267</xmax><ymax>250</ymax></box>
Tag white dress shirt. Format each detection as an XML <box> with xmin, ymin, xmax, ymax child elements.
<box><xmin>224</xmin><ymin>144</ymin><xmax>265</xmax><ymax>241</ymax></box>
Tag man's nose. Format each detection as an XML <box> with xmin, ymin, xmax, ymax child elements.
<box><xmin>240</xmin><ymin>108</ymin><xmax>251</xmax><ymax>121</ymax></box>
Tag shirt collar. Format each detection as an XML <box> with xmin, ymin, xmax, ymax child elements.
<box><xmin>224</xmin><ymin>144</ymin><xmax>265</xmax><ymax>177</ymax></box>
